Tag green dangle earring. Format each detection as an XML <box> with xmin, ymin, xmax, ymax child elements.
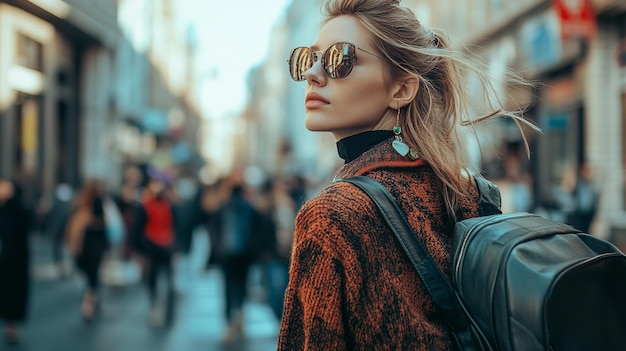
<box><xmin>392</xmin><ymin>107</ymin><xmax>419</xmax><ymax>159</ymax></box>
<box><xmin>392</xmin><ymin>108</ymin><xmax>409</xmax><ymax>156</ymax></box>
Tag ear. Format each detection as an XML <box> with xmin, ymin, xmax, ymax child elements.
<box><xmin>389</xmin><ymin>75</ymin><xmax>419</xmax><ymax>109</ymax></box>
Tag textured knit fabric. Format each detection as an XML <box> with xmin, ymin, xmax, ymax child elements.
<box><xmin>277</xmin><ymin>137</ymin><xmax>480</xmax><ymax>351</ymax></box>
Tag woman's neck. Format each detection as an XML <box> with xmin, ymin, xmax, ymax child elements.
<box><xmin>336</xmin><ymin>130</ymin><xmax>394</xmax><ymax>163</ymax></box>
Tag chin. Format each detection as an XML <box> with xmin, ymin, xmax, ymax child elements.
<box><xmin>305</xmin><ymin>124</ymin><xmax>326</xmax><ymax>132</ymax></box>
<box><xmin>304</xmin><ymin>114</ymin><xmax>331</xmax><ymax>132</ymax></box>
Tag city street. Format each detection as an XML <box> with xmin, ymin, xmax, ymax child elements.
<box><xmin>10</xmin><ymin>231</ymin><xmax>280</xmax><ymax>351</ymax></box>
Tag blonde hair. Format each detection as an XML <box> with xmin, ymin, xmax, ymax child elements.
<box><xmin>74</xmin><ymin>178</ymin><xmax>105</xmax><ymax>210</ymax></box>
<box><xmin>323</xmin><ymin>0</ymin><xmax>538</xmax><ymax>217</ymax></box>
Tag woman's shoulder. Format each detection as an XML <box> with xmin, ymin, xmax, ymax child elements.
<box><xmin>294</xmin><ymin>181</ymin><xmax>379</xmax><ymax>241</ymax></box>
<box><xmin>301</xmin><ymin>181</ymin><xmax>377</xmax><ymax>215</ymax></box>
<box><xmin>289</xmin><ymin>181</ymin><xmax>385</xmax><ymax>266</ymax></box>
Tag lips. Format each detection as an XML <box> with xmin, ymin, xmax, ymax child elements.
<box><xmin>305</xmin><ymin>92</ymin><xmax>330</xmax><ymax>109</ymax></box>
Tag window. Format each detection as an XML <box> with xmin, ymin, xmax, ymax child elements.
<box><xmin>16</xmin><ymin>33</ymin><xmax>43</xmax><ymax>71</ymax></box>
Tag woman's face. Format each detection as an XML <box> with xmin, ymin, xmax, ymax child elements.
<box><xmin>148</xmin><ymin>179</ymin><xmax>165</xmax><ymax>197</ymax></box>
<box><xmin>303</xmin><ymin>15</ymin><xmax>395</xmax><ymax>140</ymax></box>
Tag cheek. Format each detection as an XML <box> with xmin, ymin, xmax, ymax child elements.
<box><xmin>342</xmin><ymin>80</ymin><xmax>389</xmax><ymax>120</ymax></box>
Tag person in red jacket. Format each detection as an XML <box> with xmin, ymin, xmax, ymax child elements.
<box><xmin>133</xmin><ymin>168</ymin><xmax>177</xmax><ymax>328</ymax></box>
<box><xmin>278</xmin><ymin>0</ymin><xmax>536</xmax><ymax>349</ymax></box>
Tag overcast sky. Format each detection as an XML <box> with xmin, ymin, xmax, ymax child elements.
<box><xmin>183</xmin><ymin>0</ymin><xmax>292</xmax><ymax>118</ymax></box>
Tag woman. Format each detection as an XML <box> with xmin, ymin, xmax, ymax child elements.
<box><xmin>278</xmin><ymin>0</ymin><xmax>535</xmax><ymax>349</ymax></box>
<box><xmin>65</xmin><ymin>179</ymin><xmax>109</xmax><ymax>322</ymax></box>
<box><xmin>132</xmin><ymin>170</ymin><xmax>177</xmax><ymax>328</ymax></box>
<box><xmin>0</xmin><ymin>178</ymin><xmax>30</xmax><ymax>344</ymax></box>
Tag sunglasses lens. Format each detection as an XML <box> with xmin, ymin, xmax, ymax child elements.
<box><xmin>323</xmin><ymin>43</ymin><xmax>356</xmax><ymax>79</ymax></box>
<box><xmin>288</xmin><ymin>47</ymin><xmax>312</xmax><ymax>81</ymax></box>
<box><xmin>287</xmin><ymin>43</ymin><xmax>357</xmax><ymax>81</ymax></box>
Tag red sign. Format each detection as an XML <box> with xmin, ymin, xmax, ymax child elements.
<box><xmin>553</xmin><ymin>0</ymin><xmax>597</xmax><ymax>41</ymax></box>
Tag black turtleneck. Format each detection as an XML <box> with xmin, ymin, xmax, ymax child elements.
<box><xmin>337</xmin><ymin>130</ymin><xmax>394</xmax><ymax>163</ymax></box>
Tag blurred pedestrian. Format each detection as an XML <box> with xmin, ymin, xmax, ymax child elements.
<box><xmin>252</xmin><ymin>178</ymin><xmax>294</xmax><ymax>322</ymax></box>
<box><xmin>536</xmin><ymin>165</ymin><xmax>577</xmax><ymax>223</ymax></box>
<box><xmin>215</xmin><ymin>176</ymin><xmax>259</xmax><ymax>344</ymax></box>
<box><xmin>275</xmin><ymin>179</ymin><xmax>297</xmax><ymax>265</ymax></box>
<box><xmin>169</xmin><ymin>175</ymin><xmax>203</xmax><ymax>293</ymax></box>
<box><xmin>65</xmin><ymin>179</ymin><xmax>110</xmax><ymax>322</ymax></box>
<box><xmin>200</xmin><ymin>178</ymin><xmax>229</xmax><ymax>271</ymax></box>
<box><xmin>288</xmin><ymin>174</ymin><xmax>307</xmax><ymax>212</ymax></box>
<box><xmin>132</xmin><ymin>168</ymin><xmax>177</xmax><ymax>328</ymax></box>
<box><xmin>47</xmin><ymin>183</ymin><xmax>74</xmax><ymax>277</ymax></box>
<box><xmin>172</xmin><ymin>175</ymin><xmax>202</xmax><ymax>257</ymax></box>
<box><xmin>0</xmin><ymin>178</ymin><xmax>30</xmax><ymax>344</ymax></box>
<box><xmin>278</xmin><ymin>0</ymin><xmax>536</xmax><ymax>349</ymax></box>
<box><xmin>567</xmin><ymin>162</ymin><xmax>600</xmax><ymax>233</ymax></box>
<box><xmin>500</xmin><ymin>156</ymin><xmax>532</xmax><ymax>214</ymax></box>
<box><xmin>113</xmin><ymin>180</ymin><xmax>140</xmax><ymax>261</ymax></box>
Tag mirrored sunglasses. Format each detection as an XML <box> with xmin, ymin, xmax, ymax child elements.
<box><xmin>287</xmin><ymin>42</ymin><xmax>380</xmax><ymax>82</ymax></box>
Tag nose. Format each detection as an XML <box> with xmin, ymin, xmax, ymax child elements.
<box><xmin>304</xmin><ymin>58</ymin><xmax>326</xmax><ymax>86</ymax></box>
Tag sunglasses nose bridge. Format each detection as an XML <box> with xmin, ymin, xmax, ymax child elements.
<box><xmin>304</xmin><ymin>50</ymin><xmax>324</xmax><ymax>74</ymax></box>
<box><xmin>311</xmin><ymin>50</ymin><xmax>324</xmax><ymax>67</ymax></box>
<box><xmin>304</xmin><ymin>51</ymin><xmax>327</xmax><ymax>82</ymax></box>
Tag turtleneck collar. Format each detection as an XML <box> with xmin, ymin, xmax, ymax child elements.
<box><xmin>336</xmin><ymin>130</ymin><xmax>394</xmax><ymax>163</ymax></box>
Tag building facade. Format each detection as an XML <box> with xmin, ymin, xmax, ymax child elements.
<box><xmin>247</xmin><ymin>0</ymin><xmax>625</xmax><ymax>239</ymax></box>
<box><xmin>0</xmin><ymin>0</ymin><xmax>119</xmax><ymax>208</ymax></box>
<box><xmin>420</xmin><ymin>0</ymin><xmax>626</xmax><ymax>238</ymax></box>
<box><xmin>0</xmin><ymin>0</ymin><xmax>204</xmax><ymax>211</ymax></box>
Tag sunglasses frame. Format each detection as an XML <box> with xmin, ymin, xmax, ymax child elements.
<box><xmin>287</xmin><ymin>42</ymin><xmax>382</xmax><ymax>82</ymax></box>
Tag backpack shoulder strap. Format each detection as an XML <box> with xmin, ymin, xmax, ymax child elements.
<box><xmin>340</xmin><ymin>176</ymin><xmax>457</xmax><ymax>309</ymax></box>
<box><xmin>474</xmin><ymin>176</ymin><xmax>502</xmax><ymax>216</ymax></box>
<box><xmin>338</xmin><ymin>176</ymin><xmax>480</xmax><ymax>342</ymax></box>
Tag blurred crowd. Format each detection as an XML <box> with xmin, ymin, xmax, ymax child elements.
<box><xmin>0</xmin><ymin>164</ymin><xmax>308</xmax><ymax>346</ymax></box>
<box><xmin>0</xmin><ymin>156</ymin><xmax>602</xmax><ymax>346</ymax></box>
<box><xmin>496</xmin><ymin>157</ymin><xmax>600</xmax><ymax>234</ymax></box>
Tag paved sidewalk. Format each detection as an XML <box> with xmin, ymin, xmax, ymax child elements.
<box><xmin>10</xmin><ymin>230</ymin><xmax>280</xmax><ymax>351</ymax></box>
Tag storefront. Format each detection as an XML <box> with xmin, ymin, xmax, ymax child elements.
<box><xmin>0</xmin><ymin>0</ymin><xmax>118</xmax><ymax>212</ymax></box>
<box><xmin>0</xmin><ymin>4</ymin><xmax>56</xmax><ymax>208</ymax></box>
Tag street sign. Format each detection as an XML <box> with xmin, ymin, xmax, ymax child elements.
<box><xmin>553</xmin><ymin>0</ymin><xmax>597</xmax><ymax>41</ymax></box>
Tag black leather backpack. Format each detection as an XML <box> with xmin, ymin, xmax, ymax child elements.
<box><xmin>341</xmin><ymin>175</ymin><xmax>626</xmax><ymax>351</ymax></box>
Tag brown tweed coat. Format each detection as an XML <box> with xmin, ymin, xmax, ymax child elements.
<box><xmin>277</xmin><ymin>138</ymin><xmax>481</xmax><ymax>351</ymax></box>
